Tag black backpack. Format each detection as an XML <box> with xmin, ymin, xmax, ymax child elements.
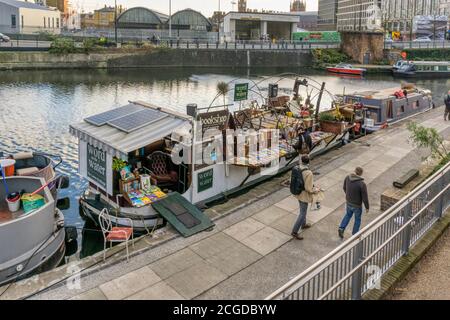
<box><xmin>290</xmin><ymin>166</ymin><xmax>307</xmax><ymax>195</ymax></box>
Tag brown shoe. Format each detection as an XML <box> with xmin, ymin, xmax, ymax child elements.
<box><xmin>302</xmin><ymin>224</ymin><xmax>312</xmax><ymax>229</ymax></box>
<box><xmin>291</xmin><ymin>232</ymin><xmax>304</xmax><ymax>240</ymax></box>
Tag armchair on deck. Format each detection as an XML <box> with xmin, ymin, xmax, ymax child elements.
<box><xmin>146</xmin><ymin>151</ymin><xmax>178</xmax><ymax>190</ymax></box>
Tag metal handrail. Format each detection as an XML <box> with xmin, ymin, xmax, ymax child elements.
<box><xmin>317</xmin><ymin>185</ymin><xmax>448</xmax><ymax>300</ymax></box>
<box><xmin>266</xmin><ymin>161</ymin><xmax>450</xmax><ymax>300</ymax></box>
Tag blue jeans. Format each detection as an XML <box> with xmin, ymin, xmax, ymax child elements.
<box><xmin>339</xmin><ymin>204</ymin><xmax>363</xmax><ymax>235</ymax></box>
<box><xmin>292</xmin><ymin>201</ymin><xmax>309</xmax><ymax>234</ymax></box>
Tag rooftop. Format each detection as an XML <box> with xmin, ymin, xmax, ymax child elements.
<box><xmin>0</xmin><ymin>0</ymin><xmax>58</xmax><ymax>11</ymax></box>
<box><xmin>69</xmin><ymin>101</ymin><xmax>191</xmax><ymax>159</ymax></box>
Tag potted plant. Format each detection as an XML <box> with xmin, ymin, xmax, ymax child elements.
<box><xmin>112</xmin><ymin>157</ymin><xmax>127</xmax><ymax>194</ymax></box>
<box><xmin>319</xmin><ymin>111</ymin><xmax>345</xmax><ymax>134</ymax></box>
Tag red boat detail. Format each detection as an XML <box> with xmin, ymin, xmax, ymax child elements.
<box><xmin>326</xmin><ymin>64</ymin><xmax>366</xmax><ymax>76</ymax></box>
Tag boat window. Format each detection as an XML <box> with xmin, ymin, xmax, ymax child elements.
<box><xmin>414</xmin><ymin>101</ymin><xmax>419</xmax><ymax>109</ymax></box>
<box><xmin>400</xmin><ymin>105</ymin><xmax>405</xmax><ymax>113</ymax></box>
<box><xmin>439</xmin><ymin>65</ymin><xmax>447</xmax><ymax>71</ymax></box>
<box><xmin>387</xmin><ymin>101</ymin><xmax>393</xmax><ymax>119</ymax></box>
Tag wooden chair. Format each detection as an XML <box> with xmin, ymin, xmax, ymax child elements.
<box><xmin>98</xmin><ymin>208</ymin><xmax>134</xmax><ymax>262</ymax></box>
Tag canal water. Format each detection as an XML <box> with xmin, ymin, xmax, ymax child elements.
<box><xmin>0</xmin><ymin>67</ymin><xmax>448</xmax><ymax>257</ymax></box>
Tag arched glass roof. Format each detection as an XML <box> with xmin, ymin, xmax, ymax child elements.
<box><xmin>170</xmin><ymin>9</ymin><xmax>212</xmax><ymax>29</ymax></box>
<box><xmin>117</xmin><ymin>7</ymin><xmax>169</xmax><ymax>26</ymax></box>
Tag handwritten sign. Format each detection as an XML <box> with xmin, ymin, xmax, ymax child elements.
<box><xmin>234</xmin><ymin>83</ymin><xmax>249</xmax><ymax>102</ymax></box>
<box><xmin>197</xmin><ymin>168</ymin><xmax>213</xmax><ymax>193</ymax></box>
<box><xmin>87</xmin><ymin>143</ymin><xmax>106</xmax><ymax>189</ymax></box>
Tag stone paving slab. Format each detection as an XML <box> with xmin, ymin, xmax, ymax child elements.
<box><xmin>306</xmin><ymin>205</ymin><xmax>335</xmax><ymax>224</ymax></box>
<box><xmin>164</xmin><ymin>261</ymin><xmax>227</xmax><ymax>299</ymax></box>
<box><xmin>205</xmin><ymin>242</ymin><xmax>262</xmax><ymax>276</ymax></box>
<box><xmin>240</xmin><ymin>226</ymin><xmax>291</xmax><ymax>256</ymax></box>
<box><xmin>99</xmin><ymin>266</ymin><xmax>161</xmax><ymax>300</ymax></box>
<box><xmin>252</xmin><ymin>205</ymin><xmax>292</xmax><ymax>225</ymax></box>
<box><xmin>189</xmin><ymin>232</ymin><xmax>241</xmax><ymax>260</ymax></box>
<box><xmin>315</xmin><ymin>176</ymin><xmax>340</xmax><ymax>191</ymax></box>
<box><xmin>70</xmin><ymin>288</ymin><xmax>107</xmax><ymax>300</ymax></box>
<box><xmin>274</xmin><ymin>196</ymin><xmax>299</xmax><ymax>212</ymax></box>
<box><xmin>222</xmin><ymin>217</ymin><xmax>266</xmax><ymax>242</ymax></box>
<box><xmin>149</xmin><ymin>248</ymin><xmax>204</xmax><ymax>280</ymax></box>
<box><xmin>127</xmin><ymin>281</ymin><xmax>184</xmax><ymax>300</ymax></box>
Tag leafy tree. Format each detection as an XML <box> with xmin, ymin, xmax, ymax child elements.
<box><xmin>407</xmin><ymin>122</ymin><xmax>448</xmax><ymax>160</ymax></box>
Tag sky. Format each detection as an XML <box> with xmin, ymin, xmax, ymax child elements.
<box><xmin>71</xmin><ymin>0</ymin><xmax>319</xmax><ymax>16</ymax></box>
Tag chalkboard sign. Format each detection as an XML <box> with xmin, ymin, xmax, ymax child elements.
<box><xmin>234</xmin><ymin>83</ymin><xmax>249</xmax><ymax>102</ymax></box>
<box><xmin>197</xmin><ymin>168</ymin><xmax>213</xmax><ymax>193</ymax></box>
<box><xmin>87</xmin><ymin>143</ymin><xmax>107</xmax><ymax>189</ymax></box>
<box><xmin>269</xmin><ymin>84</ymin><xmax>279</xmax><ymax>98</ymax></box>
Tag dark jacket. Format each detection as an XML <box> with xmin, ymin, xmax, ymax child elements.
<box><xmin>294</xmin><ymin>131</ymin><xmax>313</xmax><ymax>154</ymax></box>
<box><xmin>343</xmin><ymin>174</ymin><xmax>369</xmax><ymax>210</ymax></box>
<box><xmin>445</xmin><ymin>94</ymin><xmax>450</xmax><ymax>110</ymax></box>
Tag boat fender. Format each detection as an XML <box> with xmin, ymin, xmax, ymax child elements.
<box><xmin>64</xmin><ymin>226</ymin><xmax>78</xmax><ymax>243</ymax></box>
<box><xmin>13</xmin><ymin>152</ymin><xmax>34</xmax><ymax>160</ymax></box>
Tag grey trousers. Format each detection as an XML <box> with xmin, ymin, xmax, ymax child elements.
<box><xmin>292</xmin><ymin>201</ymin><xmax>309</xmax><ymax>234</ymax></box>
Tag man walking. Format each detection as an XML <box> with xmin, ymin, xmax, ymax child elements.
<box><xmin>291</xmin><ymin>155</ymin><xmax>317</xmax><ymax>240</ymax></box>
<box><xmin>444</xmin><ymin>90</ymin><xmax>450</xmax><ymax>121</ymax></box>
<box><xmin>338</xmin><ymin>167</ymin><xmax>369</xmax><ymax>239</ymax></box>
<box><xmin>294</xmin><ymin>126</ymin><xmax>313</xmax><ymax>155</ymax></box>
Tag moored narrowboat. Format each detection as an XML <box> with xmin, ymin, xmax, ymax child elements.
<box><xmin>70</xmin><ymin>78</ymin><xmax>362</xmax><ymax>236</ymax></box>
<box><xmin>393</xmin><ymin>61</ymin><xmax>450</xmax><ymax>77</ymax></box>
<box><xmin>340</xmin><ymin>84</ymin><xmax>433</xmax><ymax>132</ymax></box>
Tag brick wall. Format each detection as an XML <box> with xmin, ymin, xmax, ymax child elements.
<box><xmin>340</xmin><ymin>31</ymin><xmax>384</xmax><ymax>64</ymax></box>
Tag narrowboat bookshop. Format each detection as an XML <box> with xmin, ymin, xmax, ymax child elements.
<box><xmin>69</xmin><ymin>78</ymin><xmax>432</xmax><ymax>237</ymax></box>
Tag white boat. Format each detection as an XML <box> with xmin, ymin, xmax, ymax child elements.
<box><xmin>70</xmin><ymin>95</ymin><xmax>354</xmax><ymax>235</ymax></box>
<box><xmin>0</xmin><ymin>176</ymin><xmax>66</xmax><ymax>286</ymax></box>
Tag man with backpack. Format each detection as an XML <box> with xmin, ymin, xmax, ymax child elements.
<box><xmin>290</xmin><ymin>155</ymin><xmax>318</xmax><ymax>240</ymax></box>
<box><xmin>444</xmin><ymin>90</ymin><xmax>450</xmax><ymax>121</ymax></box>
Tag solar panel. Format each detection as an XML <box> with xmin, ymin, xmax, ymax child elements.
<box><xmin>84</xmin><ymin>104</ymin><xmax>143</xmax><ymax>126</ymax></box>
<box><xmin>107</xmin><ymin>108</ymin><xmax>169</xmax><ymax>133</ymax></box>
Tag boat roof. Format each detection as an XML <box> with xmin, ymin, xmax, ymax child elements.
<box><xmin>69</xmin><ymin>101</ymin><xmax>192</xmax><ymax>159</ymax></box>
<box><xmin>410</xmin><ymin>61</ymin><xmax>450</xmax><ymax>65</ymax></box>
<box><xmin>348</xmin><ymin>87</ymin><xmax>422</xmax><ymax>99</ymax></box>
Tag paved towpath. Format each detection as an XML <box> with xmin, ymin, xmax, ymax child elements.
<box><xmin>26</xmin><ymin>107</ymin><xmax>450</xmax><ymax>300</ymax></box>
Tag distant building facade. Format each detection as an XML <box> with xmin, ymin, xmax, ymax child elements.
<box><xmin>440</xmin><ymin>0</ymin><xmax>450</xmax><ymax>15</ymax></box>
<box><xmin>238</xmin><ymin>0</ymin><xmax>247</xmax><ymax>13</ymax></box>
<box><xmin>297</xmin><ymin>11</ymin><xmax>318</xmax><ymax>30</ymax></box>
<box><xmin>336</xmin><ymin>0</ymin><xmax>382</xmax><ymax>32</ymax></box>
<box><xmin>93</xmin><ymin>5</ymin><xmax>125</xmax><ymax>28</ymax></box>
<box><xmin>80</xmin><ymin>5</ymin><xmax>125</xmax><ymax>29</ymax></box>
<box><xmin>290</xmin><ymin>0</ymin><xmax>306</xmax><ymax>12</ymax></box>
<box><xmin>223</xmin><ymin>11</ymin><xmax>301</xmax><ymax>41</ymax></box>
<box><xmin>80</xmin><ymin>12</ymin><xmax>95</xmax><ymax>29</ymax></box>
<box><xmin>0</xmin><ymin>0</ymin><xmax>61</xmax><ymax>33</ymax></box>
<box><xmin>318</xmin><ymin>0</ymin><xmax>338</xmax><ymax>30</ymax></box>
<box><xmin>335</xmin><ymin>0</ymin><xmax>446</xmax><ymax>33</ymax></box>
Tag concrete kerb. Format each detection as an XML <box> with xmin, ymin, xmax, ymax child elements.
<box><xmin>363</xmin><ymin>208</ymin><xmax>450</xmax><ymax>300</ymax></box>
